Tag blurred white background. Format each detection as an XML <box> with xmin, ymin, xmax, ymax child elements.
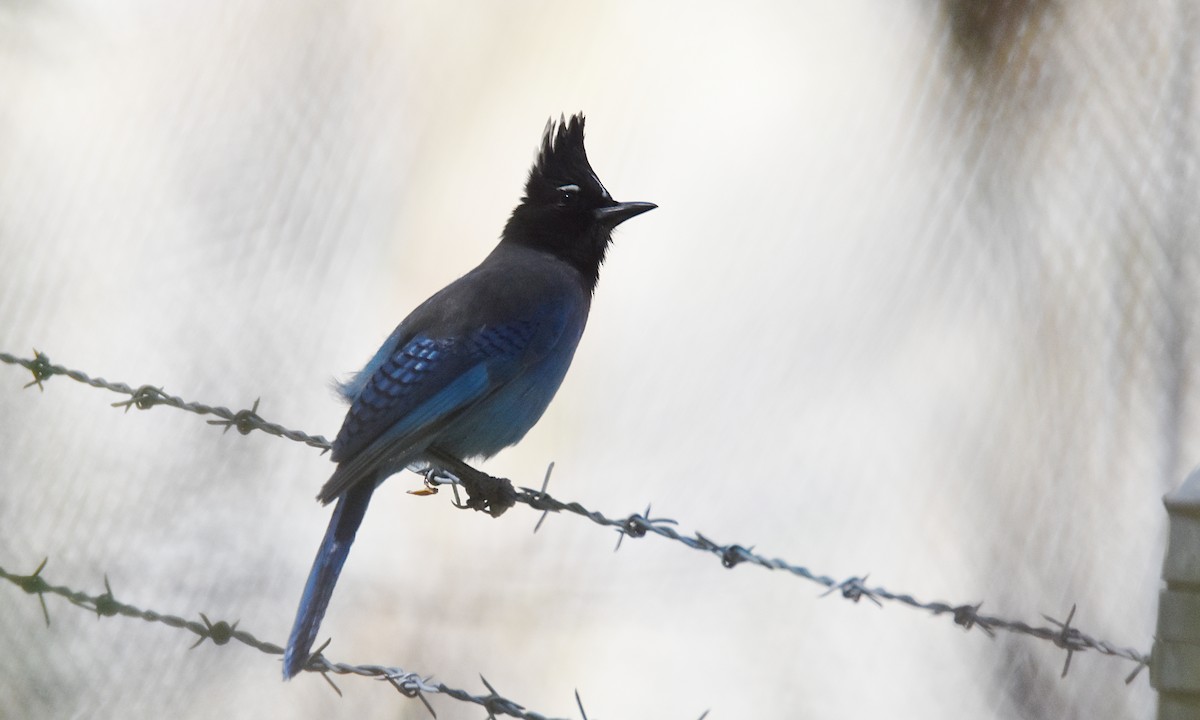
<box><xmin>2</xmin><ymin>1</ymin><xmax>1197</xmax><ymax>718</ymax></box>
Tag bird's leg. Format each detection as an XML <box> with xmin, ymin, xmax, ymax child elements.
<box><xmin>406</xmin><ymin>467</ymin><xmax>442</xmax><ymax>497</ymax></box>
<box><xmin>425</xmin><ymin>446</ymin><xmax>517</xmax><ymax>518</ymax></box>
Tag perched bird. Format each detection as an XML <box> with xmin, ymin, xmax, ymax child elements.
<box><xmin>282</xmin><ymin>114</ymin><xmax>655</xmax><ymax>679</ymax></box>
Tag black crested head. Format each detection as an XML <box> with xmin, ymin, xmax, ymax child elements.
<box><xmin>502</xmin><ymin>113</ymin><xmax>655</xmax><ymax>293</ymax></box>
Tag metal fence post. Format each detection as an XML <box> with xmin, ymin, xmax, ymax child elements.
<box><xmin>1154</xmin><ymin>467</ymin><xmax>1200</xmax><ymax>719</ymax></box>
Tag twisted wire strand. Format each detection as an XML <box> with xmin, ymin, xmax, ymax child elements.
<box><xmin>0</xmin><ymin>350</ymin><xmax>331</xmax><ymax>450</ymax></box>
<box><xmin>0</xmin><ymin>559</ymin><xmax>574</xmax><ymax>719</ymax></box>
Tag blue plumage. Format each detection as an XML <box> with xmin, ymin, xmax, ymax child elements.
<box><xmin>282</xmin><ymin>114</ymin><xmax>654</xmax><ymax>679</ymax></box>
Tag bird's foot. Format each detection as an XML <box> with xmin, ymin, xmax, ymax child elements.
<box><xmin>455</xmin><ymin>468</ymin><xmax>517</xmax><ymax>518</ymax></box>
<box><xmin>425</xmin><ymin>447</ymin><xmax>517</xmax><ymax>518</ymax></box>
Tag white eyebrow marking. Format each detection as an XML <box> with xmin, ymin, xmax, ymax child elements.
<box><xmin>591</xmin><ymin>171</ymin><xmax>610</xmax><ymax>199</ymax></box>
<box><xmin>556</xmin><ymin>184</ymin><xmax>581</xmax><ymax>193</ymax></box>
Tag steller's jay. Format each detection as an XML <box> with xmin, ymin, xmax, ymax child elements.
<box><xmin>282</xmin><ymin>114</ymin><xmax>655</xmax><ymax>679</ymax></box>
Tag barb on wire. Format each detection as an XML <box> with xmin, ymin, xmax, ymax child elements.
<box><xmin>487</xmin><ymin>476</ymin><xmax>1151</xmax><ymax>679</ymax></box>
<box><xmin>0</xmin><ymin>350</ymin><xmax>1154</xmax><ymax>685</ymax></box>
<box><xmin>0</xmin><ymin>350</ymin><xmax>331</xmax><ymax>451</ymax></box>
<box><xmin>410</xmin><ymin>458</ymin><xmax>1155</xmax><ymax>681</ymax></box>
<box><xmin>0</xmin><ymin>559</ymin><xmax>574</xmax><ymax>720</ymax></box>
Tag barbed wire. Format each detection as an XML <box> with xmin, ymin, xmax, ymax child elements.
<box><xmin>0</xmin><ymin>349</ymin><xmax>1153</xmax><ymax>691</ymax></box>
<box><xmin>0</xmin><ymin>558</ymin><xmax>599</xmax><ymax>720</ymax></box>
<box><xmin>0</xmin><ymin>350</ymin><xmax>332</xmax><ymax>450</ymax></box>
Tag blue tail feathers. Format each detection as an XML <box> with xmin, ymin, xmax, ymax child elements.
<box><xmin>282</xmin><ymin>480</ymin><xmax>376</xmax><ymax>679</ymax></box>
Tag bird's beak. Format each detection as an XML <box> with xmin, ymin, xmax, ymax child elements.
<box><xmin>593</xmin><ymin>201</ymin><xmax>657</xmax><ymax>228</ymax></box>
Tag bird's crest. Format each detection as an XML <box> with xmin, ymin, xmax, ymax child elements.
<box><xmin>526</xmin><ymin>113</ymin><xmax>609</xmax><ymax>200</ymax></box>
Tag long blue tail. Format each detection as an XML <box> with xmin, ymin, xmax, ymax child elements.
<box><xmin>283</xmin><ymin>480</ymin><xmax>376</xmax><ymax>679</ymax></box>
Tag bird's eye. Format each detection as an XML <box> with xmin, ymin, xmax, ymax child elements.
<box><xmin>556</xmin><ymin>183</ymin><xmax>581</xmax><ymax>207</ymax></box>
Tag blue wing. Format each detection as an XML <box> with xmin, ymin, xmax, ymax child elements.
<box><xmin>316</xmin><ymin>317</ymin><xmax>545</xmax><ymax>504</ymax></box>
